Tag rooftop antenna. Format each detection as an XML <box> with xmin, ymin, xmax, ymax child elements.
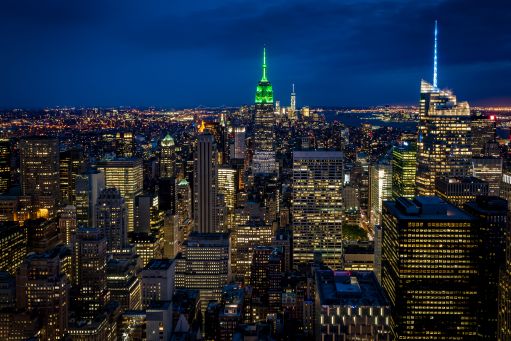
<box><xmin>433</xmin><ymin>20</ymin><xmax>438</xmax><ymax>88</ymax></box>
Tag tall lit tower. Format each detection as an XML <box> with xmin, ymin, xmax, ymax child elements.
<box><xmin>253</xmin><ymin>48</ymin><xmax>277</xmax><ymax>175</ymax></box>
<box><xmin>290</xmin><ymin>84</ymin><xmax>296</xmax><ymax>112</ymax></box>
<box><xmin>160</xmin><ymin>133</ymin><xmax>175</xmax><ymax>178</ymax></box>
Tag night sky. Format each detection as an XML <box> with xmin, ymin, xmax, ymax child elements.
<box><xmin>0</xmin><ymin>0</ymin><xmax>510</xmax><ymax>108</ymax></box>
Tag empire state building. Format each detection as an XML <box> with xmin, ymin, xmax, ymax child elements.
<box><xmin>252</xmin><ymin>48</ymin><xmax>277</xmax><ymax>175</ymax></box>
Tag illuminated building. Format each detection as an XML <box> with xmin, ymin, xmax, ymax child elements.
<box><xmin>96</xmin><ymin>158</ymin><xmax>143</xmax><ymax>232</ymax></box>
<box><xmin>20</xmin><ymin>137</ymin><xmax>60</xmax><ymax>217</ymax></box>
<box><xmin>178</xmin><ymin>232</ymin><xmax>231</xmax><ymax>313</ymax></box>
<box><xmin>59</xmin><ymin>204</ymin><xmax>76</xmax><ymax>246</ymax></box>
<box><xmin>464</xmin><ymin>196</ymin><xmax>508</xmax><ymax>339</ymax></box>
<box><xmin>25</xmin><ymin>218</ymin><xmax>60</xmax><ymax>253</ymax></box>
<box><xmin>205</xmin><ymin>284</ymin><xmax>245</xmax><ymax>341</ymax></box>
<box><xmin>253</xmin><ymin>48</ymin><xmax>277</xmax><ymax>175</ymax></box>
<box><xmin>0</xmin><ymin>221</ymin><xmax>26</xmax><ymax>275</ymax></box>
<box><xmin>231</xmin><ymin>222</ymin><xmax>272</xmax><ymax>281</ymax></box>
<box><xmin>59</xmin><ymin>148</ymin><xmax>85</xmax><ymax>204</ymax></box>
<box><xmin>369</xmin><ymin>160</ymin><xmax>392</xmax><ymax>226</ymax></box>
<box><xmin>160</xmin><ymin>133</ymin><xmax>175</xmax><ymax>178</ymax></box>
<box><xmin>498</xmin><ymin>222</ymin><xmax>511</xmax><ymax>340</ymax></box>
<box><xmin>231</xmin><ymin>126</ymin><xmax>246</xmax><ymax>160</ymax></box>
<box><xmin>435</xmin><ymin>176</ymin><xmax>488</xmax><ymax>208</ymax></box>
<box><xmin>175</xmin><ymin>179</ymin><xmax>192</xmax><ymax>226</ymax></box>
<box><xmin>67</xmin><ymin>301</ymin><xmax>121</xmax><ymax>340</ymax></box>
<box><xmin>292</xmin><ymin>151</ymin><xmax>343</xmax><ymax>267</ymax></box>
<box><xmin>471</xmin><ymin>112</ymin><xmax>497</xmax><ymax>157</ymax></box>
<box><xmin>162</xmin><ymin>213</ymin><xmax>181</xmax><ymax>258</ymax></box>
<box><xmin>381</xmin><ymin>196</ymin><xmax>479</xmax><ymax>338</ymax></box>
<box><xmin>16</xmin><ymin>248</ymin><xmax>69</xmax><ymax>341</ymax></box>
<box><xmin>472</xmin><ymin>157</ymin><xmax>503</xmax><ymax>196</ymax></box>
<box><xmin>134</xmin><ymin>192</ymin><xmax>158</xmax><ymax>233</ymax></box>
<box><xmin>0</xmin><ymin>139</ymin><xmax>11</xmax><ymax>194</ymax></box>
<box><xmin>106</xmin><ymin>258</ymin><xmax>141</xmax><ymax>311</ymax></box>
<box><xmin>73</xmin><ymin>227</ymin><xmax>109</xmax><ymax>320</ymax></box>
<box><xmin>193</xmin><ymin>132</ymin><xmax>219</xmax><ymax>233</ymax></box>
<box><xmin>141</xmin><ymin>259</ymin><xmax>175</xmax><ymax>308</ymax></box>
<box><xmin>290</xmin><ymin>83</ymin><xmax>296</xmax><ymax>116</ymax></box>
<box><xmin>75</xmin><ymin>168</ymin><xmax>105</xmax><ymax>228</ymax></box>
<box><xmin>416</xmin><ymin>80</ymin><xmax>472</xmax><ymax>195</ymax></box>
<box><xmin>96</xmin><ymin>188</ymin><xmax>128</xmax><ymax>253</ymax></box>
<box><xmin>340</xmin><ymin>241</ymin><xmax>374</xmax><ymax>271</ymax></box>
<box><xmin>116</xmin><ymin>131</ymin><xmax>134</xmax><ymax>158</ymax></box>
<box><xmin>146</xmin><ymin>300</ymin><xmax>173</xmax><ymax>341</ymax></box>
<box><xmin>301</xmin><ymin>106</ymin><xmax>310</xmax><ymax>118</ymax></box>
<box><xmin>272</xmin><ymin>228</ymin><xmax>293</xmax><ymax>272</ymax></box>
<box><xmin>130</xmin><ymin>232</ymin><xmax>163</xmax><ymax>268</ymax></box>
<box><xmin>217</xmin><ymin>166</ymin><xmax>236</xmax><ymax>230</ymax></box>
<box><xmin>391</xmin><ymin>142</ymin><xmax>416</xmax><ymax>199</ymax></box>
<box><xmin>315</xmin><ymin>270</ymin><xmax>390</xmax><ymax>340</ymax></box>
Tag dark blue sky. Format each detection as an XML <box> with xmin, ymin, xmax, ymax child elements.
<box><xmin>0</xmin><ymin>0</ymin><xmax>510</xmax><ymax>108</ymax></box>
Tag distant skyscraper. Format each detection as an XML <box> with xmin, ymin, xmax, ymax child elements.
<box><xmin>96</xmin><ymin>158</ymin><xmax>143</xmax><ymax>232</ymax></box>
<box><xmin>290</xmin><ymin>83</ymin><xmax>296</xmax><ymax>113</ymax></box>
<box><xmin>472</xmin><ymin>156</ymin><xmax>503</xmax><ymax>196</ymax></box>
<box><xmin>160</xmin><ymin>133</ymin><xmax>175</xmax><ymax>178</ymax></box>
<box><xmin>369</xmin><ymin>159</ymin><xmax>392</xmax><ymax>226</ymax></box>
<box><xmin>217</xmin><ymin>166</ymin><xmax>236</xmax><ymax>230</ymax></box>
<box><xmin>20</xmin><ymin>137</ymin><xmax>60</xmax><ymax>217</ymax></box>
<box><xmin>292</xmin><ymin>151</ymin><xmax>343</xmax><ymax>267</ymax></box>
<box><xmin>0</xmin><ymin>139</ymin><xmax>11</xmax><ymax>194</ymax></box>
<box><xmin>253</xmin><ymin>48</ymin><xmax>277</xmax><ymax>175</ymax></box>
<box><xmin>416</xmin><ymin>81</ymin><xmax>472</xmax><ymax>195</ymax></box>
<box><xmin>59</xmin><ymin>148</ymin><xmax>85</xmax><ymax>204</ymax></box>
<box><xmin>391</xmin><ymin>142</ymin><xmax>416</xmax><ymax>199</ymax></box>
<box><xmin>96</xmin><ymin>188</ymin><xmax>128</xmax><ymax>253</ymax></box>
<box><xmin>435</xmin><ymin>176</ymin><xmax>489</xmax><ymax>207</ymax></box>
<box><xmin>58</xmin><ymin>205</ymin><xmax>76</xmax><ymax>246</ymax></box>
<box><xmin>73</xmin><ymin>228</ymin><xmax>109</xmax><ymax>320</ymax></box>
<box><xmin>381</xmin><ymin>197</ymin><xmax>480</xmax><ymax>338</ymax></box>
<box><xmin>75</xmin><ymin>168</ymin><xmax>105</xmax><ymax>228</ymax></box>
<box><xmin>231</xmin><ymin>126</ymin><xmax>246</xmax><ymax>160</ymax></box>
<box><xmin>193</xmin><ymin>132</ymin><xmax>219</xmax><ymax>233</ymax></box>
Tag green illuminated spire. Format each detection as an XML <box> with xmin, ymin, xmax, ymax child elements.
<box><xmin>261</xmin><ymin>47</ymin><xmax>267</xmax><ymax>81</ymax></box>
<box><xmin>255</xmin><ymin>47</ymin><xmax>273</xmax><ymax>104</ymax></box>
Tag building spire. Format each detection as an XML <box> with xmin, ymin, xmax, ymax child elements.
<box><xmin>433</xmin><ymin>20</ymin><xmax>438</xmax><ymax>88</ymax></box>
<box><xmin>261</xmin><ymin>47</ymin><xmax>268</xmax><ymax>82</ymax></box>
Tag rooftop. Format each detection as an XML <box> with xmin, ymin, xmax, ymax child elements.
<box><xmin>316</xmin><ymin>270</ymin><xmax>388</xmax><ymax>307</ymax></box>
<box><xmin>384</xmin><ymin>196</ymin><xmax>474</xmax><ymax>221</ymax></box>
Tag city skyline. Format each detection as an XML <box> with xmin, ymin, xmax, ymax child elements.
<box><xmin>0</xmin><ymin>0</ymin><xmax>510</xmax><ymax>108</ymax></box>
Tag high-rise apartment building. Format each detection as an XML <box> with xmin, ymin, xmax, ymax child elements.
<box><xmin>381</xmin><ymin>196</ymin><xmax>480</xmax><ymax>338</ymax></box>
<box><xmin>193</xmin><ymin>132</ymin><xmax>219</xmax><ymax>233</ymax></box>
<box><xmin>96</xmin><ymin>158</ymin><xmax>143</xmax><ymax>232</ymax></box>
<box><xmin>292</xmin><ymin>151</ymin><xmax>343</xmax><ymax>267</ymax></box>
<box><xmin>416</xmin><ymin>81</ymin><xmax>472</xmax><ymax>195</ymax></box>
<box><xmin>391</xmin><ymin>142</ymin><xmax>416</xmax><ymax>199</ymax></box>
<box><xmin>96</xmin><ymin>188</ymin><xmax>128</xmax><ymax>253</ymax></box>
<box><xmin>20</xmin><ymin>137</ymin><xmax>60</xmax><ymax>217</ymax></box>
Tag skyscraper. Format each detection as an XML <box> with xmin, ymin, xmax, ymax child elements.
<box><xmin>369</xmin><ymin>159</ymin><xmax>392</xmax><ymax>226</ymax></box>
<box><xmin>381</xmin><ymin>196</ymin><xmax>480</xmax><ymax>338</ymax></box>
<box><xmin>253</xmin><ymin>48</ymin><xmax>277</xmax><ymax>175</ymax></box>
<box><xmin>96</xmin><ymin>188</ymin><xmax>128</xmax><ymax>253</ymax></box>
<box><xmin>75</xmin><ymin>168</ymin><xmax>105</xmax><ymax>228</ymax></box>
<box><xmin>0</xmin><ymin>221</ymin><xmax>26</xmax><ymax>275</ymax></box>
<box><xmin>217</xmin><ymin>166</ymin><xmax>236</xmax><ymax>230</ymax></box>
<box><xmin>96</xmin><ymin>158</ymin><xmax>143</xmax><ymax>232</ymax></box>
<box><xmin>193</xmin><ymin>132</ymin><xmax>219</xmax><ymax>233</ymax></box>
<box><xmin>20</xmin><ymin>137</ymin><xmax>60</xmax><ymax>217</ymax></box>
<box><xmin>73</xmin><ymin>228</ymin><xmax>109</xmax><ymax>320</ymax></box>
<box><xmin>16</xmin><ymin>248</ymin><xmax>69</xmax><ymax>341</ymax></box>
<box><xmin>472</xmin><ymin>156</ymin><xmax>503</xmax><ymax>196</ymax></box>
<box><xmin>59</xmin><ymin>148</ymin><xmax>85</xmax><ymax>204</ymax></box>
<box><xmin>290</xmin><ymin>83</ymin><xmax>296</xmax><ymax>113</ymax></box>
<box><xmin>292</xmin><ymin>151</ymin><xmax>343</xmax><ymax>267</ymax></box>
<box><xmin>391</xmin><ymin>142</ymin><xmax>416</xmax><ymax>199</ymax></box>
<box><xmin>416</xmin><ymin>80</ymin><xmax>472</xmax><ymax>195</ymax></box>
<box><xmin>160</xmin><ymin>133</ymin><xmax>175</xmax><ymax>178</ymax></box>
<box><xmin>58</xmin><ymin>205</ymin><xmax>76</xmax><ymax>246</ymax></box>
<box><xmin>0</xmin><ymin>139</ymin><xmax>11</xmax><ymax>194</ymax></box>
